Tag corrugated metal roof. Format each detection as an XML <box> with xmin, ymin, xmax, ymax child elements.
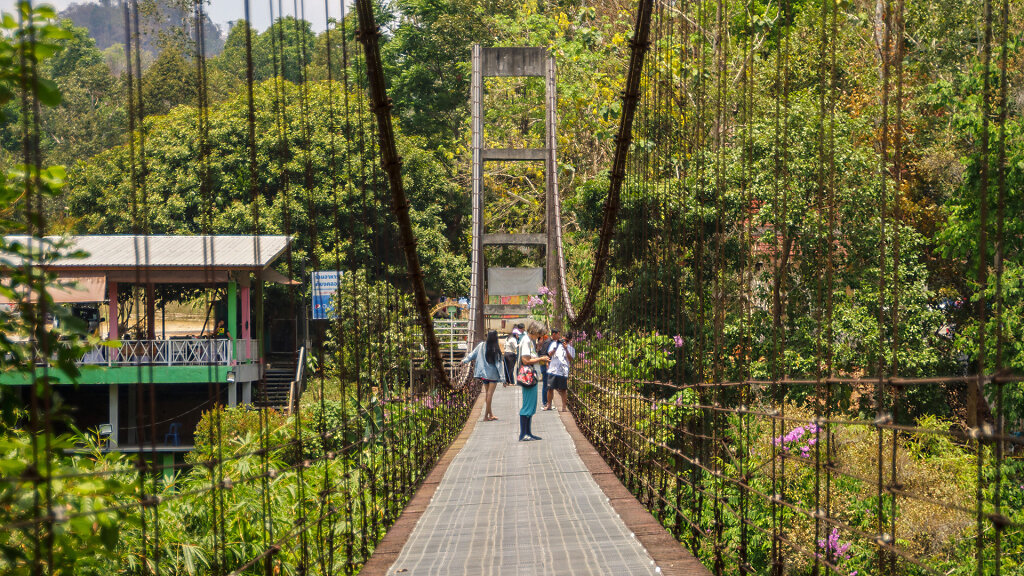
<box><xmin>4</xmin><ymin>235</ymin><xmax>290</xmax><ymax>269</ymax></box>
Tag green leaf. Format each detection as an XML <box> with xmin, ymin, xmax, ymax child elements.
<box><xmin>34</xmin><ymin>77</ymin><xmax>60</xmax><ymax>106</ymax></box>
<box><xmin>42</xmin><ymin>27</ymin><xmax>73</xmax><ymax>40</ymax></box>
<box><xmin>99</xmin><ymin>523</ymin><xmax>118</xmax><ymax>551</ymax></box>
<box><xmin>32</xmin><ymin>43</ymin><xmax>58</xmax><ymax>60</ymax></box>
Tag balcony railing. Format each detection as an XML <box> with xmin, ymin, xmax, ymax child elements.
<box><xmin>78</xmin><ymin>339</ymin><xmax>259</xmax><ymax>367</ymax></box>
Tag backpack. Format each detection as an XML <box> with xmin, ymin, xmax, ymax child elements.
<box><xmin>547</xmin><ymin>339</ymin><xmax>563</xmax><ymax>357</ymax></box>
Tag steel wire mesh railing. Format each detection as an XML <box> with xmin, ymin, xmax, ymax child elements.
<box><xmin>0</xmin><ymin>1</ymin><xmax>478</xmax><ymax>575</ymax></box>
<box><xmin>560</xmin><ymin>0</ymin><xmax>1023</xmax><ymax>573</ymax></box>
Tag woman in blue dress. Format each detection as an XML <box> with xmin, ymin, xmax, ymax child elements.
<box><xmin>514</xmin><ymin>322</ymin><xmax>549</xmax><ymax>441</ymax></box>
<box><xmin>461</xmin><ymin>330</ymin><xmax>506</xmax><ymax>421</ymax></box>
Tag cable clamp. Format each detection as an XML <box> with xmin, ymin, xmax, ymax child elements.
<box><xmin>988</xmin><ymin>513</ymin><xmax>1011</xmax><ymax>531</ymax></box>
<box><xmin>50</xmin><ymin>508</ymin><xmax>68</xmax><ymax>524</ymax></box>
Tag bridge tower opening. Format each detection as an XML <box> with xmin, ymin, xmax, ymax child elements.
<box><xmin>468</xmin><ymin>45</ymin><xmax>562</xmax><ymax>343</ymax></box>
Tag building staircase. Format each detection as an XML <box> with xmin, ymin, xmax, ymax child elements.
<box><xmin>256</xmin><ymin>350</ymin><xmax>304</xmax><ymax>412</ymax></box>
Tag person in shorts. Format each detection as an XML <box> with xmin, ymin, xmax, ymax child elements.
<box><xmin>461</xmin><ymin>330</ymin><xmax>506</xmax><ymax>421</ymax></box>
<box><xmin>544</xmin><ymin>331</ymin><xmax>575</xmax><ymax>412</ymax></box>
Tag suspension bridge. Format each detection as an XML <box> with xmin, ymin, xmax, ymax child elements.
<box><xmin>1</xmin><ymin>0</ymin><xmax>1020</xmax><ymax>575</ymax></box>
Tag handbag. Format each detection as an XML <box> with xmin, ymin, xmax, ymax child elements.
<box><xmin>515</xmin><ymin>339</ymin><xmax>538</xmax><ymax>387</ymax></box>
<box><xmin>517</xmin><ymin>364</ymin><xmax>536</xmax><ymax>387</ymax></box>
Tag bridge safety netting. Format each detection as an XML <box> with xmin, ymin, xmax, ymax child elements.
<box><xmin>0</xmin><ymin>1</ymin><xmax>474</xmax><ymax>574</ymax></box>
<box><xmin>562</xmin><ymin>0</ymin><xmax>1023</xmax><ymax>574</ymax></box>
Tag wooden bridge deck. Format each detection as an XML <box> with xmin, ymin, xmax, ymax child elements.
<box><xmin>365</xmin><ymin>384</ymin><xmax>709</xmax><ymax>576</ymax></box>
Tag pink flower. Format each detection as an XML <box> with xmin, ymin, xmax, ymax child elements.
<box><xmin>527</xmin><ymin>296</ymin><xmax>544</xmax><ymax>309</ymax></box>
<box><xmin>537</xmin><ymin>286</ymin><xmax>552</xmax><ymax>296</ymax></box>
<box><xmin>673</xmin><ymin>335</ymin><xmax>684</xmax><ymax>348</ymax></box>
<box><xmin>595</xmin><ymin>331</ymin><xmax>603</xmax><ymax>339</ymax></box>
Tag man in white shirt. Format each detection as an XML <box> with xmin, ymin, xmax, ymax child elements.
<box><xmin>502</xmin><ymin>331</ymin><xmax>519</xmax><ymax>386</ymax></box>
<box><xmin>544</xmin><ymin>331</ymin><xmax>575</xmax><ymax>411</ymax></box>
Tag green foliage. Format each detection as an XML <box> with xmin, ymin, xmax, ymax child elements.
<box><xmin>573</xmin><ymin>330</ymin><xmax>677</xmax><ymax>383</ymax></box>
<box><xmin>64</xmin><ymin>79</ymin><xmax>468</xmax><ymax>294</ymax></box>
<box><xmin>575</xmin><ymin>378</ymin><xmax>1024</xmax><ymax>576</ymax></box>
<box><xmin>324</xmin><ymin>271</ymin><xmax>419</xmax><ymax>388</ymax></box>
<box><xmin>141</xmin><ymin>48</ymin><xmax>198</xmax><ymax>116</ymax></box>
<box><xmin>210</xmin><ymin>17</ymin><xmax>315</xmax><ymax>88</ymax></box>
<box><xmin>0</xmin><ymin>431</ymin><xmax>134</xmax><ymax>575</ymax></box>
<box><xmin>383</xmin><ymin>0</ymin><xmax>513</xmax><ymax>147</ymax></box>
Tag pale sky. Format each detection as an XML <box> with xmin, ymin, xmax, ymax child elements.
<box><xmin>0</xmin><ymin>1</ymin><xmax>341</xmax><ymax>35</ymax></box>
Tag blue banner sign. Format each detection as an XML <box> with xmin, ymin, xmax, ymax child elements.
<box><xmin>311</xmin><ymin>271</ymin><xmax>342</xmax><ymax>320</ymax></box>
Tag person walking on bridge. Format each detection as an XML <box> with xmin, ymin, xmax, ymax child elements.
<box><xmin>515</xmin><ymin>322</ymin><xmax>549</xmax><ymax>441</ymax></box>
<box><xmin>462</xmin><ymin>330</ymin><xmax>506</xmax><ymax>421</ymax></box>
<box><xmin>503</xmin><ymin>330</ymin><xmax>519</xmax><ymax>386</ymax></box>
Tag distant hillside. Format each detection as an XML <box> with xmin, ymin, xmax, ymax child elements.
<box><xmin>61</xmin><ymin>0</ymin><xmax>224</xmax><ymax>58</ymax></box>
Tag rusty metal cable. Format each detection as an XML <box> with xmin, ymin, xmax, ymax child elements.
<box><xmin>565</xmin><ymin>0</ymin><xmax>654</xmax><ymax>328</ymax></box>
<box><xmin>353</xmin><ymin>0</ymin><xmax>452</xmax><ymax>389</ymax></box>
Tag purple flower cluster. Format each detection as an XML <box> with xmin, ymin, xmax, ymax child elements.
<box><xmin>817</xmin><ymin>528</ymin><xmax>856</xmax><ymax>575</ymax></box>
<box><xmin>673</xmin><ymin>335</ymin><xmax>684</xmax><ymax>348</ymax></box>
<box><xmin>818</xmin><ymin>528</ymin><xmax>852</xmax><ymax>559</ymax></box>
<box><xmin>527</xmin><ymin>295</ymin><xmax>545</xmax><ymax>309</ymax></box>
<box><xmin>773</xmin><ymin>422</ymin><xmax>819</xmax><ymax>458</ymax></box>
<box><xmin>537</xmin><ymin>286</ymin><xmax>552</xmax><ymax>296</ymax></box>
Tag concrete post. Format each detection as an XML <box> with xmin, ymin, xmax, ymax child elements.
<box><xmin>470</xmin><ymin>47</ymin><xmax>560</xmax><ymax>333</ymax></box>
<box><xmin>108</xmin><ymin>383</ymin><xmax>119</xmax><ymax>446</ymax></box>
<box><xmin>107</xmin><ymin>281</ymin><xmax>118</xmax><ymax>340</ymax></box>
<box><xmin>469</xmin><ymin>44</ymin><xmax>486</xmax><ymax>345</ymax></box>
<box><xmin>545</xmin><ymin>52</ymin><xmax>562</xmax><ymax>330</ymax></box>
<box><xmin>227</xmin><ymin>279</ymin><xmax>238</xmax><ymax>360</ymax></box>
<box><xmin>240</xmin><ymin>285</ymin><xmax>251</xmax><ymax>340</ymax></box>
<box><xmin>145</xmin><ymin>283</ymin><xmax>156</xmax><ymax>340</ymax></box>
<box><xmin>227</xmin><ymin>382</ymin><xmax>237</xmax><ymax>407</ymax></box>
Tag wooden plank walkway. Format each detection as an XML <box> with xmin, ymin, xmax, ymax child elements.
<box><xmin>370</xmin><ymin>384</ymin><xmax>708</xmax><ymax>576</ymax></box>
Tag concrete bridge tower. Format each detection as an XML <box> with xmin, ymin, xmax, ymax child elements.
<box><xmin>468</xmin><ymin>45</ymin><xmax>561</xmax><ymax>344</ymax></box>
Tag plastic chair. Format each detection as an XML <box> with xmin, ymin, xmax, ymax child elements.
<box><xmin>165</xmin><ymin>422</ymin><xmax>181</xmax><ymax>446</ymax></box>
